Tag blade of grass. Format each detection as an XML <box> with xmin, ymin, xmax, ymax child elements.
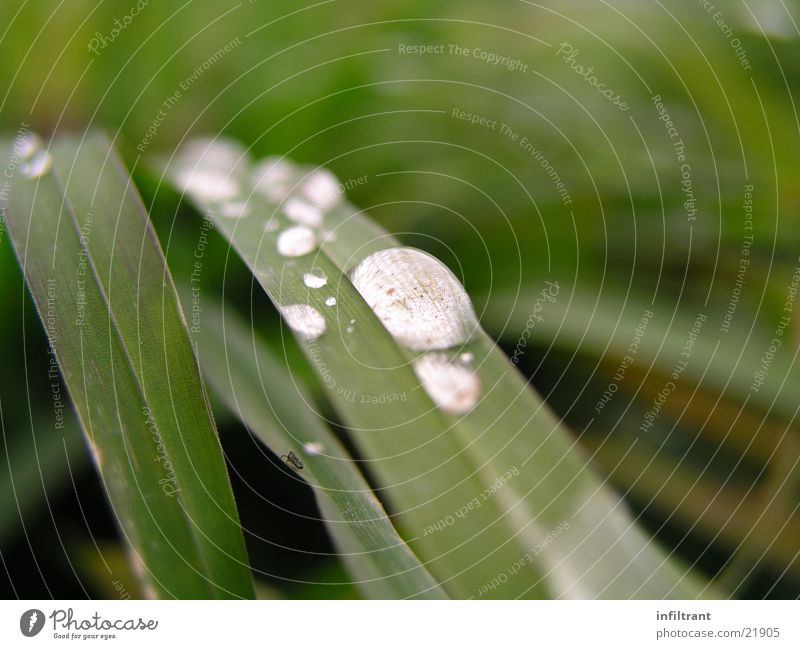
<box><xmin>185</xmin><ymin>288</ymin><xmax>447</xmax><ymax>599</ymax></box>
<box><xmin>484</xmin><ymin>283</ymin><xmax>800</xmax><ymax>586</ymax></box>
<box><xmin>162</xmin><ymin>138</ymin><xmax>712</xmax><ymax>598</ymax></box>
<box><xmin>4</xmin><ymin>132</ymin><xmax>253</xmax><ymax>598</ymax></box>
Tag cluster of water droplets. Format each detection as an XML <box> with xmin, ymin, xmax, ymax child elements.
<box><xmin>172</xmin><ymin>139</ymin><xmax>350</xmax><ymax>343</ymax></box>
<box><xmin>172</xmin><ymin>140</ymin><xmax>481</xmax><ymax>415</ymax></box>
<box><xmin>269</xmin><ymin>168</ymin><xmax>345</xmax><ymax>340</ymax></box>
<box><xmin>273</xmin><ymin>168</ymin><xmax>342</xmax><ymax>258</ymax></box>
<box><xmin>16</xmin><ymin>133</ymin><xmax>52</xmax><ymax>179</ymax></box>
<box><xmin>350</xmin><ymin>247</ymin><xmax>481</xmax><ymax>415</ymax></box>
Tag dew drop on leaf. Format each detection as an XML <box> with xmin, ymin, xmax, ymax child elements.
<box><xmin>302</xmin><ymin>169</ymin><xmax>341</xmax><ymax>209</ymax></box>
<box><xmin>413</xmin><ymin>353</ymin><xmax>480</xmax><ymax>414</ymax></box>
<box><xmin>219</xmin><ymin>200</ymin><xmax>250</xmax><ymax>219</ymax></box>
<box><xmin>279</xmin><ymin>304</ymin><xmax>326</xmax><ymax>340</ymax></box>
<box><xmin>283</xmin><ymin>198</ymin><xmax>323</xmax><ymax>227</ymax></box>
<box><xmin>20</xmin><ymin>150</ymin><xmax>52</xmax><ymax>179</ymax></box>
<box><xmin>173</xmin><ymin>137</ymin><xmax>244</xmax><ymax>201</ymax></box>
<box><xmin>303</xmin><ymin>269</ymin><xmax>328</xmax><ymax>288</ymax></box>
<box><xmin>277</xmin><ymin>226</ymin><xmax>316</xmax><ymax>257</ymax></box>
<box><xmin>252</xmin><ymin>156</ymin><xmax>295</xmax><ymax>202</ymax></box>
<box><xmin>349</xmin><ymin>247</ymin><xmax>478</xmax><ymax>351</ymax></box>
<box><xmin>303</xmin><ymin>441</ymin><xmax>324</xmax><ymax>455</ymax></box>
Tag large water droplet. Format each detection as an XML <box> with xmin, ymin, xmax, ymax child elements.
<box><xmin>302</xmin><ymin>169</ymin><xmax>341</xmax><ymax>209</ymax></box>
<box><xmin>349</xmin><ymin>247</ymin><xmax>478</xmax><ymax>351</ymax></box>
<box><xmin>413</xmin><ymin>353</ymin><xmax>480</xmax><ymax>414</ymax></box>
<box><xmin>277</xmin><ymin>226</ymin><xmax>316</xmax><ymax>257</ymax></box>
<box><xmin>279</xmin><ymin>304</ymin><xmax>326</xmax><ymax>340</ymax></box>
<box><xmin>303</xmin><ymin>269</ymin><xmax>328</xmax><ymax>288</ymax></box>
<box><xmin>283</xmin><ymin>198</ymin><xmax>322</xmax><ymax>227</ymax></box>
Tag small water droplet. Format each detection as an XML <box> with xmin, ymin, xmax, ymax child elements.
<box><xmin>253</xmin><ymin>156</ymin><xmax>292</xmax><ymax>184</ymax></box>
<box><xmin>20</xmin><ymin>150</ymin><xmax>52</xmax><ymax>179</ymax></box>
<box><xmin>219</xmin><ymin>200</ymin><xmax>250</xmax><ymax>218</ymax></box>
<box><xmin>303</xmin><ymin>441</ymin><xmax>324</xmax><ymax>455</ymax></box>
<box><xmin>252</xmin><ymin>157</ymin><xmax>294</xmax><ymax>202</ymax></box>
<box><xmin>413</xmin><ymin>353</ymin><xmax>480</xmax><ymax>415</ymax></box>
<box><xmin>177</xmin><ymin>169</ymin><xmax>239</xmax><ymax>201</ymax></box>
<box><xmin>17</xmin><ymin>133</ymin><xmax>42</xmax><ymax>160</ymax></box>
<box><xmin>279</xmin><ymin>304</ymin><xmax>326</xmax><ymax>340</ymax></box>
<box><xmin>303</xmin><ymin>269</ymin><xmax>328</xmax><ymax>288</ymax></box>
<box><xmin>349</xmin><ymin>247</ymin><xmax>478</xmax><ymax>351</ymax></box>
<box><xmin>277</xmin><ymin>226</ymin><xmax>316</xmax><ymax>257</ymax></box>
<box><xmin>302</xmin><ymin>169</ymin><xmax>341</xmax><ymax>209</ymax></box>
<box><xmin>460</xmin><ymin>352</ymin><xmax>474</xmax><ymax>365</ymax></box>
<box><xmin>183</xmin><ymin>137</ymin><xmax>246</xmax><ymax>169</ymax></box>
<box><xmin>349</xmin><ymin>319</ymin><xmax>356</xmax><ymax>324</ymax></box>
<box><xmin>346</xmin><ymin>326</ymin><xmax>354</xmax><ymax>334</ymax></box>
<box><xmin>283</xmin><ymin>198</ymin><xmax>322</xmax><ymax>227</ymax></box>
<box><xmin>324</xmin><ymin>296</ymin><xmax>337</xmax><ymax>307</ymax></box>
<box><xmin>174</xmin><ymin>138</ymin><xmax>245</xmax><ymax>201</ymax></box>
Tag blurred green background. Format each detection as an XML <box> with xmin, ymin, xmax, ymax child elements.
<box><xmin>1</xmin><ymin>0</ymin><xmax>798</xmax><ymax>598</ymax></box>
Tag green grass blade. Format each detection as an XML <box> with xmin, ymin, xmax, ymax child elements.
<box><xmin>186</xmin><ymin>290</ymin><xmax>447</xmax><ymax>599</ymax></box>
<box><xmin>162</xmin><ymin>138</ymin><xmax>712</xmax><ymax>598</ymax></box>
<box><xmin>4</xmin><ymin>133</ymin><xmax>254</xmax><ymax>599</ymax></box>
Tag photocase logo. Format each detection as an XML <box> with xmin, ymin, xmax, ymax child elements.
<box><xmin>20</xmin><ymin>609</ymin><xmax>45</xmax><ymax>637</ymax></box>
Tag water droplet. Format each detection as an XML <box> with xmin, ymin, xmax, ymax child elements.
<box><xmin>303</xmin><ymin>441</ymin><xmax>324</xmax><ymax>455</ymax></box>
<box><xmin>303</xmin><ymin>269</ymin><xmax>328</xmax><ymax>288</ymax></box>
<box><xmin>219</xmin><ymin>200</ymin><xmax>250</xmax><ymax>218</ymax></box>
<box><xmin>277</xmin><ymin>226</ymin><xmax>316</xmax><ymax>257</ymax></box>
<box><xmin>413</xmin><ymin>353</ymin><xmax>480</xmax><ymax>415</ymax></box>
<box><xmin>460</xmin><ymin>352</ymin><xmax>474</xmax><ymax>365</ymax></box>
<box><xmin>349</xmin><ymin>319</ymin><xmax>356</xmax><ymax>324</ymax></box>
<box><xmin>346</xmin><ymin>326</ymin><xmax>354</xmax><ymax>334</ymax></box>
<box><xmin>279</xmin><ymin>304</ymin><xmax>326</xmax><ymax>340</ymax></box>
<box><xmin>183</xmin><ymin>137</ymin><xmax>246</xmax><ymax>169</ymax></box>
<box><xmin>177</xmin><ymin>168</ymin><xmax>239</xmax><ymax>201</ymax></box>
<box><xmin>174</xmin><ymin>138</ymin><xmax>245</xmax><ymax>201</ymax></box>
<box><xmin>302</xmin><ymin>169</ymin><xmax>341</xmax><ymax>209</ymax></box>
<box><xmin>252</xmin><ymin>156</ymin><xmax>294</xmax><ymax>202</ymax></box>
<box><xmin>253</xmin><ymin>156</ymin><xmax>293</xmax><ymax>184</ymax></box>
<box><xmin>283</xmin><ymin>198</ymin><xmax>322</xmax><ymax>227</ymax></box>
<box><xmin>17</xmin><ymin>132</ymin><xmax>42</xmax><ymax>159</ymax></box>
<box><xmin>324</xmin><ymin>296</ymin><xmax>337</xmax><ymax>307</ymax></box>
<box><xmin>349</xmin><ymin>247</ymin><xmax>477</xmax><ymax>351</ymax></box>
<box><xmin>20</xmin><ymin>150</ymin><xmax>52</xmax><ymax>179</ymax></box>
